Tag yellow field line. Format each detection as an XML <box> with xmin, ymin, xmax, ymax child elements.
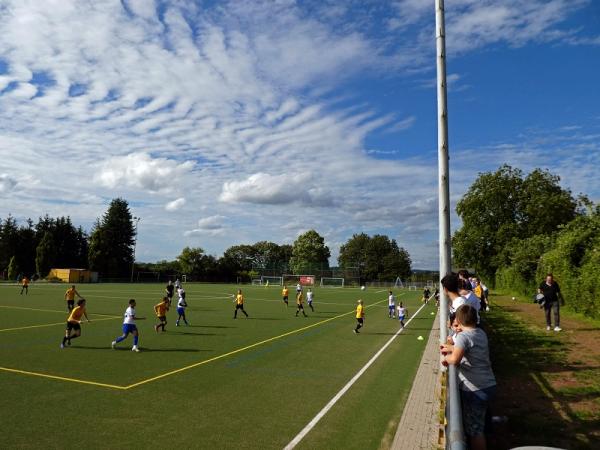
<box><xmin>0</xmin><ymin>366</ymin><xmax>127</xmax><ymax>390</ymax></box>
<box><xmin>0</xmin><ymin>298</ymin><xmax>389</xmax><ymax>390</ymax></box>
<box><xmin>0</xmin><ymin>305</ymin><xmax>119</xmax><ymax>318</ymax></box>
<box><xmin>124</xmin><ymin>298</ymin><xmax>389</xmax><ymax>389</ymax></box>
<box><xmin>0</xmin><ymin>316</ymin><xmax>120</xmax><ymax>333</ymax></box>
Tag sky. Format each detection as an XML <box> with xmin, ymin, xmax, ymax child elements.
<box><xmin>0</xmin><ymin>0</ymin><xmax>599</xmax><ymax>270</ymax></box>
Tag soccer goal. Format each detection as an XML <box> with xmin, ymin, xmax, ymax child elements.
<box><xmin>283</xmin><ymin>274</ymin><xmax>315</xmax><ymax>286</ymax></box>
<box><xmin>251</xmin><ymin>279</ymin><xmax>262</xmax><ymax>286</ymax></box>
<box><xmin>394</xmin><ymin>277</ymin><xmax>404</xmax><ymax>289</ymax></box>
<box><xmin>182</xmin><ymin>275</ymin><xmax>187</xmax><ymax>283</ymax></box>
<box><xmin>408</xmin><ymin>285</ymin><xmax>418</xmax><ymax>291</ymax></box>
<box><xmin>320</xmin><ymin>277</ymin><xmax>345</xmax><ymax>288</ymax></box>
<box><xmin>426</xmin><ymin>279</ymin><xmax>434</xmax><ymax>287</ymax></box>
<box><xmin>261</xmin><ymin>276</ymin><xmax>283</xmax><ymax>286</ymax></box>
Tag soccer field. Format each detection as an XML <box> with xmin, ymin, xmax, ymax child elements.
<box><xmin>0</xmin><ymin>282</ymin><xmax>436</xmax><ymax>449</ymax></box>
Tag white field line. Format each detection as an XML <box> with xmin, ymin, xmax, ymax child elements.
<box><xmin>283</xmin><ymin>300</ymin><xmax>429</xmax><ymax>450</ymax></box>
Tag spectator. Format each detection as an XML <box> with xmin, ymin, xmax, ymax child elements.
<box><xmin>538</xmin><ymin>273</ymin><xmax>563</xmax><ymax>332</ymax></box>
<box><xmin>441</xmin><ymin>305</ymin><xmax>496</xmax><ymax>450</ymax></box>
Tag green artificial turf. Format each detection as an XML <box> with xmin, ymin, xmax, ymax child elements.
<box><xmin>0</xmin><ymin>282</ymin><xmax>435</xmax><ymax>449</ymax></box>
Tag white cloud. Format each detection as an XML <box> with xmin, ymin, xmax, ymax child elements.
<box><xmin>0</xmin><ymin>174</ymin><xmax>17</xmax><ymax>194</ymax></box>
<box><xmin>165</xmin><ymin>197</ymin><xmax>186</xmax><ymax>211</ymax></box>
<box><xmin>184</xmin><ymin>215</ymin><xmax>228</xmax><ymax>237</ymax></box>
<box><xmin>95</xmin><ymin>153</ymin><xmax>195</xmax><ymax>192</ymax></box>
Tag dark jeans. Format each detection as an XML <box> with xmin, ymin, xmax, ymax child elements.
<box><xmin>544</xmin><ymin>301</ymin><xmax>560</xmax><ymax>327</ymax></box>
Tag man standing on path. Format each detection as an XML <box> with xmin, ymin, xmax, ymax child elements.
<box><xmin>538</xmin><ymin>273</ymin><xmax>563</xmax><ymax>332</ymax></box>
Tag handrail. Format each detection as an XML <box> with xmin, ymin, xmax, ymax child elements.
<box><xmin>446</xmin><ymin>363</ymin><xmax>467</xmax><ymax>449</ymax></box>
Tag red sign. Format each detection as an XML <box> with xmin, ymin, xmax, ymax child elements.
<box><xmin>299</xmin><ymin>276</ymin><xmax>315</xmax><ymax>286</ymax></box>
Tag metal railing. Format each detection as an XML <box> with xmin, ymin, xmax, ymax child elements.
<box><xmin>446</xmin><ymin>363</ymin><xmax>467</xmax><ymax>449</ymax></box>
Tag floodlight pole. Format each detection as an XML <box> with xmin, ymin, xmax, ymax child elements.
<box><xmin>130</xmin><ymin>216</ymin><xmax>140</xmax><ymax>283</ymax></box>
<box><xmin>436</xmin><ymin>0</ymin><xmax>451</xmax><ymax>345</ymax></box>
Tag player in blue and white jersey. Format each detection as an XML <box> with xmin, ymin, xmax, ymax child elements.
<box><xmin>397</xmin><ymin>302</ymin><xmax>408</xmax><ymax>328</ymax></box>
<box><xmin>306</xmin><ymin>288</ymin><xmax>315</xmax><ymax>312</ymax></box>
<box><xmin>388</xmin><ymin>290</ymin><xmax>396</xmax><ymax>318</ymax></box>
<box><xmin>111</xmin><ymin>299</ymin><xmax>144</xmax><ymax>352</ymax></box>
<box><xmin>176</xmin><ymin>288</ymin><xmax>189</xmax><ymax>326</ymax></box>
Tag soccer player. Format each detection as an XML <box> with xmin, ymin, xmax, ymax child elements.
<box><xmin>295</xmin><ymin>291</ymin><xmax>307</xmax><ymax>317</ymax></box>
<box><xmin>112</xmin><ymin>299</ymin><xmax>144</xmax><ymax>352</ymax></box>
<box><xmin>176</xmin><ymin>290</ymin><xmax>189</xmax><ymax>326</ymax></box>
<box><xmin>20</xmin><ymin>276</ymin><xmax>30</xmax><ymax>295</ymax></box>
<box><xmin>64</xmin><ymin>285</ymin><xmax>83</xmax><ymax>312</ymax></box>
<box><xmin>397</xmin><ymin>302</ymin><xmax>408</xmax><ymax>328</ymax></box>
<box><xmin>296</xmin><ymin>283</ymin><xmax>302</xmax><ymax>295</ymax></box>
<box><xmin>354</xmin><ymin>299</ymin><xmax>365</xmax><ymax>334</ymax></box>
<box><xmin>154</xmin><ymin>297</ymin><xmax>170</xmax><ymax>332</ymax></box>
<box><xmin>175</xmin><ymin>278</ymin><xmax>181</xmax><ymax>289</ymax></box>
<box><xmin>60</xmin><ymin>299</ymin><xmax>90</xmax><ymax>348</ymax></box>
<box><xmin>165</xmin><ymin>280</ymin><xmax>175</xmax><ymax>306</ymax></box>
<box><xmin>423</xmin><ymin>287</ymin><xmax>431</xmax><ymax>304</ymax></box>
<box><xmin>387</xmin><ymin>290</ymin><xmax>396</xmax><ymax>318</ymax></box>
<box><xmin>306</xmin><ymin>288</ymin><xmax>315</xmax><ymax>312</ymax></box>
<box><xmin>282</xmin><ymin>285</ymin><xmax>289</xmax><ymax>307</ymax></box>
<box><xmin>233</xmin><ymin>289</ymin><xmax>248</xmax><ymax>318</ymax></box>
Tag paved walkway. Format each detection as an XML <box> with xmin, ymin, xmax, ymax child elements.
<box><xmin>391</xmin><ymin>311</ymin><xmax>442</xmax><ymax>450</ymax></box>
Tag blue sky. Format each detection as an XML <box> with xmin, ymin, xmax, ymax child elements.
<box><xmin>0</xmin><ymin>0</ymin><xmax>599</xmax><ymax>269</ymax></box>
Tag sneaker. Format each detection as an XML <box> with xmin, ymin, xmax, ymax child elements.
<box><xmin>554</xmin><ymin>326</ymin><xmax>562</xmax><ymax>332</ymax></box>
<box><xmin>485</xmin><ymin>307</ymin><xmax>490</xmax><ymax>311</ymax></box>
<box><xmin>546</xmin><ymin>326</ymin><xmax>551</xmax><ymax>331</ymax></box>
<box><xmin>132</xmin><ymin>346</ymin><xmax>140</xmax><ymax>352</ymax></box>
<box><xmin>353</xmin><ymin>329</ymin><xmax>357</xmax><ymax>334</ymax></box>
<box><xmin>111</xmin><ymin>341</ymin><xmax>116</xmax><ymax>349</ymax></box>
<box><xmin>176</xmin><ymin>322</ymin><xmax>179</xmax><ymax>326</ymax></box>
<box><xmin>154</xmin><ymin>325</ymin><xmax>159</xmax><ymax>333</ymax></box>
<box><xmin>60</xmin><ymin>343</ymin><xmax>65</xmax><ymax>349</ymax></box>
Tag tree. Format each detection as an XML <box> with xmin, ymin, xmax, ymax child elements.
<box><xmin>177</xmin><ymin>247</ymin><xmax>206</xmax><ymax>280</ymax></box>
<box><xmin>290</xmin><ymin>230</ymin><xmax>330</xmax><ymax>274</ymax></box>
<box><xmin>36</xmin><ymin>232</ymin><xmax>56</xmax><ymax>278</ymax></box>
<box><xmin>339</xmin><ymin>233</ymin><xmax>411</xmax><ymax>282</ymax></box>
<box><xmin>7</xmin><ymin>255</ymin><xmax>18</xmax><ymax>280</ymax></box>
<box><xmin>453</xmin><ymin>165</ymin><xmax>577</xmax><ymax>280</ymax></box>
<box><xmin>88</xmin><ymin>198</ymin><xmax>135</xmax><ymax>278</ymax></box>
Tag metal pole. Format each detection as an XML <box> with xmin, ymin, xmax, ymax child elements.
<box><xmin>436</xmin><ymin>0</ymin><xmax>451</xmax><ymax>345</ymax></box>
<box><xmin>130</xmin><ymin>217</ymin><xmax>140</xmax><ymax>283</ymax></box>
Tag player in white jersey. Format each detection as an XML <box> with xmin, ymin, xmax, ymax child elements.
<box><xmin>175</xmin><ymin>278</ymin><xmax>181</xmax><ymax>289</ymax></box>
<box><xmin>397</xmin><ymin>302</ymin><xmax>408</xmax><ymax>328</ymax></box>
<box><xmin>111</xmin><ymin>299</ymin><xmax>145</xmax><ymax>352</ymax></box>
<box><xmin>306</xmin><ymin>288</ymin><xmax>315</xmax><ymax>312</ymax></box>
<box><xmin>296</xmin><ymin>283</ymin><xmax>302</xmax><ymax>294</ymax></box>
<box><xmin>387</xmin><ymin>290</ymin><xmax>396</xmax><ymax>318</ymax></box>
<box><xmin>176</xmin><ymin>289</ymin><xmax>189</xmax><ymax>326</ymax></box>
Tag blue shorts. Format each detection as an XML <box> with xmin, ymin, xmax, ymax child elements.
<box><xmin>177</xmin><ymin>307</ymin><xmax>185</xmax><ymax>315</ymax></box>
<box><xmin>122</xmin><ymin>323</ymin><xmax>137</xmax><ymax>334</ymax></box>
<box><xmin>460</xmin><ymin>386</ymin><xmax>496</xmax><ymax>437</ymax></box>
<box><xmin>399</xmin><ymin>315</ymin><xmax>405</xmax><ymax>321</ymax></box>
<box><xmin>389</xmin><ymin>305</ymin><xmax>395</xmax><ymax>312</ymax></box>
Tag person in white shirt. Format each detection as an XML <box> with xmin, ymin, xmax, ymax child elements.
<box><xmin>296</xmin><ymin>283</ymin><xmax>302</xmax><ymax>294</ymax></box>
<box><xmin>306</xmin><ymin>288</ymin><xmax>315</xmax><ymax>312</ymax></box>
<box><xmin>111</xmin><ymin>299</ymin><xmax>145</xmax><ymax>352</ymax></box>
<box><xmin>176</xmin><ymin>290</ymin><xmax>189</xmax><ymax>326</ymax></box>
<box><xmin>397</xmin><ymin>302</ymin><xmax>408</xmax><ymax>328</ymax></box>
<box><xmin>387</xmin><ymin>290</ymin><xmax>396</xmax><ymax>318</ymax></box>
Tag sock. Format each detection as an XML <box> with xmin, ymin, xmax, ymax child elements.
<box><xmin>62</xmin><ymin>337</ymin><xmax>68</xmax><ymax>345</ymax></box>
<box><xmin>69</xmin><ymin>335</ymin><xmax>79</xmax><ymax>341</ymax></box>
<box><xmin>133</xmin><ymin>335</ymin><xmax>139</xmax><ymax>346</ymax></box>
<box><xmin>115</xmin><ymin>336</ymin><xmax>126</xmax><ymax>343</ymax></box>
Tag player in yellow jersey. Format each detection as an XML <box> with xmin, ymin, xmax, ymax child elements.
<box><xmin>295</xmin><ymin>291</ymin><xmax>307</xmax><ymax>317</ymax></box>
<box><xmin>61</xmin><ymin>299</ymin><xmax>90</xmax><ymax>348</ymax></box>
<box><xmin>20</xmin><ymin>276</ymin><xmax>30</xmax><ymax>295</ymax></box>
<box><xmin>282</xmin><ymin>285</ymin><xmax>289</xmax><ymax>306</ymax></box>
<box><xmin>154</xmin><ymin>297</ymin><xmax>170</xmax><ymax>332</ymax></box>
<box><xmin>233</xmin><ymin>289</ymin><xmax>249</xmax><ymax>318</ymax></box>
<box><xmin>354</xmin><ymin>299</ymin><xmax>365</xmax><ymax>334</ymax></box>
<box><xmin>65</xmin><ymin>285</ymin><xmax>83</xmax><ymax>312</ymax></box>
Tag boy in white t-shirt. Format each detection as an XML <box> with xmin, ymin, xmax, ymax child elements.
<box><xmin>306</xmin><ymin>288</ymin><xmax>315</xmax><ymax>312</ymax></box>
<box><xmin>397</xmin><ymin>302</ymin><xmax>408</xmax><ymax>328</ymax></box>
<box><xmin>387</xmin><ymin>290</ymin><xmax>396</xmax><ymax>318</ymax></box>
<box><xmin>111</xmin><ymin>299</ymin><xmax>145</xmax><ymax>352</ymax></box>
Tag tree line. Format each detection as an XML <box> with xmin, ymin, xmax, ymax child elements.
<box><xmin>453</xmin><ymin>164</ymin><xmax>599</xmax><ymax>318</ymax></box>
<box><xmin>1</xmin><ymin>199</ymin><xmax>412</xmax><ymax>283</ymax></box>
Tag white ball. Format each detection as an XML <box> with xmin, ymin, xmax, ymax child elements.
<box><xmin>512</xmin><ymin>296</ymin><xmax>516</xmax><ymax>300</ymax></box>
<box><xmin>361</xmin><ymin>286</ymin><xmax>366</xmax><ymax>291</ymax></box>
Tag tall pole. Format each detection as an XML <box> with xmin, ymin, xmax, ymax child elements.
<box><xmin>130</xmin><ymin>217</ymin><xmax>140</xmax><ymax>283</ymax></box>
<box><xmin>436</xmin><ymin>0</ymin><xmax>451</xmax><ymax>345</ymax></box>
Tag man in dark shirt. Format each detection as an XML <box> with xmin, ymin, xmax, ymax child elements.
<box><xmin>538</xmin><ymin>273</ymin><xmax>562</xmax><ymax>332</ymax></box>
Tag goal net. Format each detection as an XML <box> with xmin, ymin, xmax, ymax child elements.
<box><xmin>251</xmin><ymin>279</ymin><xmax>262</xmax><ymax>285</ymax></box>
<box><xmin>393</xmin><ymin>277</ymin><xmax>404</xmax><ymax>289</ymax></box>
<box><xmin>408</xmin><ymin>285</ymin><xmax>418</xmax><ymax>291</ymax></box>
<box><xmin>261</xmin><ymin>276</ymin><xmax>283</xmax><ymax>286</ymax></box>
<box><xmin>320</xmin><ymin>277</ymin><xmax>345</xmax><ymax>288</ymax></box>
<box><xmin>283</xmin><ymin>274</ymin><xmax>315</xmax><ymax>286</ymax></box>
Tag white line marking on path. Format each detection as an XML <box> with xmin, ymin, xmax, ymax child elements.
<box><xmin>283</xmin><ymin>300</ymin><xmax>429</xmax><ymax>450</ymax></box>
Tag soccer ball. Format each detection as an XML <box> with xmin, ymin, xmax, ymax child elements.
<box><xmin>361</xmin><ymin>286</ymin><xmax>366</xmax><ymax>291</ymax></box>
<box><xmin>512</xmin><ymin>296</ymin><xmax>516</xmax><ymax>301</ymax></box>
